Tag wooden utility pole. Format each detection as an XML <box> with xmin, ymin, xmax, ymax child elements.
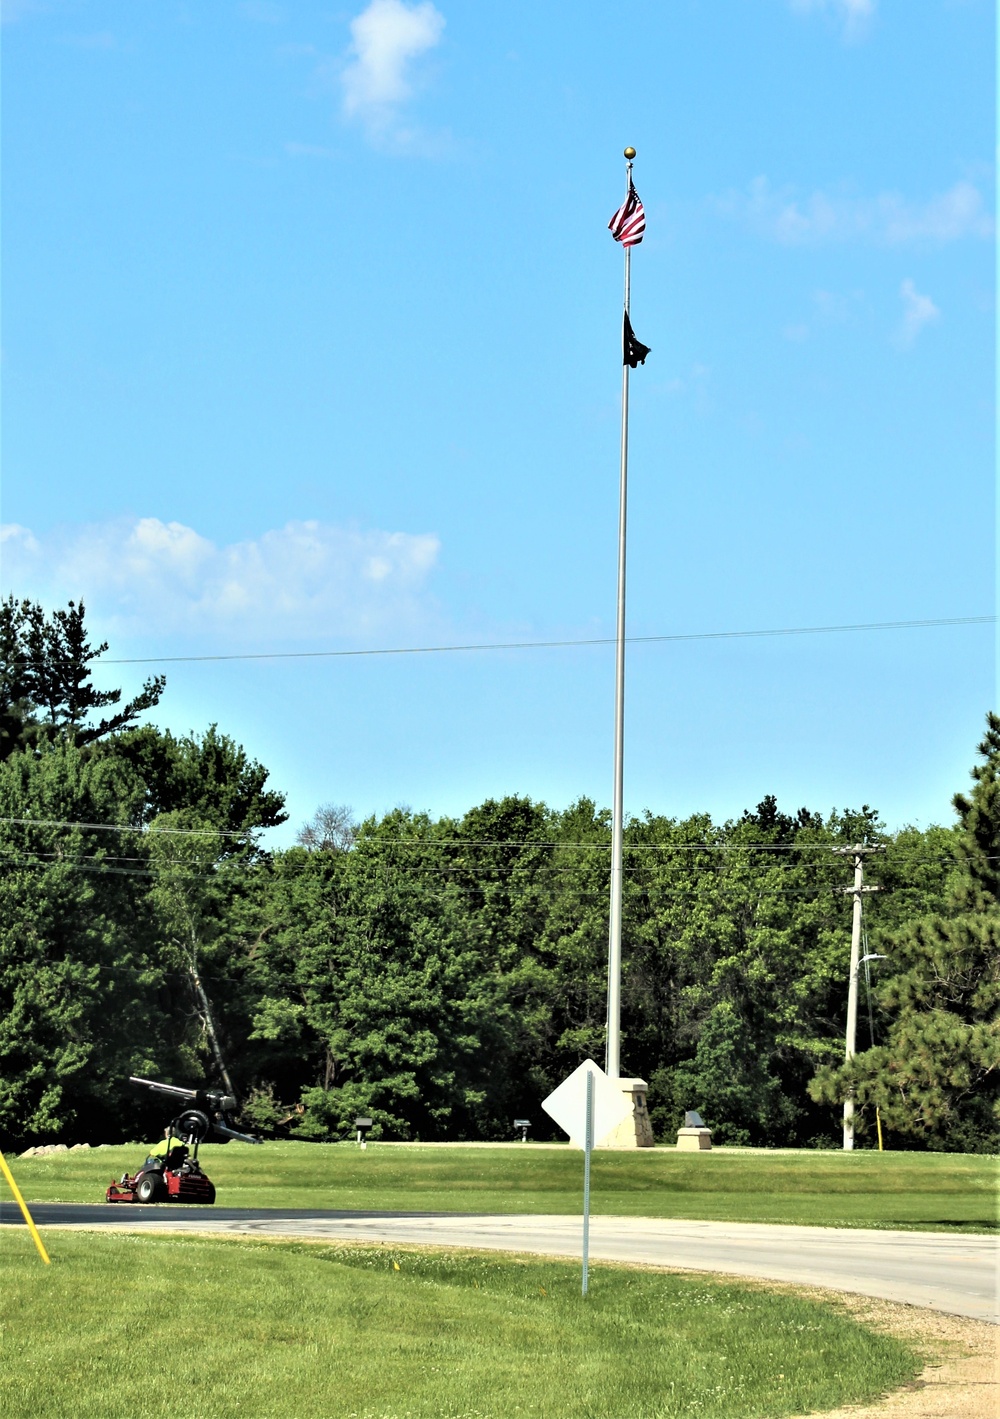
<box><xmin>833</xmin><ymin>845</ymin><xmax>882</xmax><ymax>1149</ymax></box>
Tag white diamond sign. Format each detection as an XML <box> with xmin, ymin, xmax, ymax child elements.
<box><xmin>541</xmin><ymin>1059</ymin><xmax>633</xmax><ymax>1150</ymax></box>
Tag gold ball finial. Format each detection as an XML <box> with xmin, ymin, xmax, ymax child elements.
<box><xmin>623</xmin><ymin>146</ymin><xmax>636</xmax><ymax>159</ymax></box>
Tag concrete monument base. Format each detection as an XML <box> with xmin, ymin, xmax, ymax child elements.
<box><xmin>595</xmin><ymin>1078</ymin><xmax>655</xmax><ymax>1149</ymax></box>
<box><xmin>676</xmin><ymin>1126</ymin><xmax>713</xmax><ymax>1151</ymax></box>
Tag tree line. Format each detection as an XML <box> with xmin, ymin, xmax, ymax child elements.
<box><xmin>1</xmin><ymin>596</ymin><xmax>996</xmax><ymax>1152</ymax></box>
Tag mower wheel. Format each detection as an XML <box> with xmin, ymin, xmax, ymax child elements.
<box><xmin>135</xmin><ymin>1172</ymin><xmax>165</xmax><ymax>1204</ymax></box>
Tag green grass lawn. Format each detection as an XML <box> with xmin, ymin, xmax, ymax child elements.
<box><xmin>9</xmin><ymin>1141</ymin><xmax>997</xmax><ymax>1230</ymax></box>
<box><xmin>0</xmin><ymin>1230</ymin><xmax>919</xmax><ymax>1419</ymax></box>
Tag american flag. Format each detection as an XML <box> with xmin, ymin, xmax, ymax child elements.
<box><xmin>608</xmin><ymin>180</ymin><xmax>645</xmax><ymax>247</ymax></box>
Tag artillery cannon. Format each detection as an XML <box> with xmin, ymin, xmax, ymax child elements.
<box><xmin>106</xmin><ymin>1076</ymin><xmax>261</xmax><ymax>1205</ymax></box>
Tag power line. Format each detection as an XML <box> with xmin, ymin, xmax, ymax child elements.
<box><xmin>0</xmin><ymin>841</ymin><xmax>976</xmax><ymax>889</ymax></box>
<box><xmin>332</xmin><ymin>839</ymin><xmax>965</xmax><ymax>859</ymax></box>
<box><xmin>0</xmin><ymin>851</ymin><xmax>223</xmax><ymax>883</ymax></box>
<box><xmin>0</xmin><ymin>850</ymin><xmax>898</xmax><ymax>899</ymax></box>
<box><xmin>93</xmin><ymin>613</ymin><xmax>994</xmax><ymax>667</ymax></box>
<box><xmin>0</xmin><ymin>816</ymin><xmax>965</xmax><ymax>859</ymax></box>
<box><xmin>0</xmin><ymin>817</ymin><xmax>257</xmax><ymax>839</ymax></box>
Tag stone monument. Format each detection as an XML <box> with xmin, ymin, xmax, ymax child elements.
<box><xmin>676</xmin><ymin>1108</ymin><xmax>712</xmax><ymax>1151</ymax></box>
<box><xmin>595</xmin><ymin>1078</ymin><xmax>655</xmax><ymax>1148</ymax></box>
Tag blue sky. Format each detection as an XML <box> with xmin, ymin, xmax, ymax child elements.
<box><xmin>2</xmin><ymin>0</ymin><xmax>995</xmax><ymax>844</ymax></box>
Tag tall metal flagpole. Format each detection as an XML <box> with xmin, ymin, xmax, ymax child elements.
<box><xmin>606</xmin><ymin>147</ymin><xmax>636</xmax><ymax>1082</ymax></box>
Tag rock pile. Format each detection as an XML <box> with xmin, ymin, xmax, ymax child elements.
<box><xmin>18</xmin><ymin>1143</ymin><xmax>92</xmax><ymax>1158</ymax></box>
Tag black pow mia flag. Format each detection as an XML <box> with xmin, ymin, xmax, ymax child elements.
<box><xmin>623</xmin><ymin>310</ymin><xmax>650</xmax><ymax>368</ymax></box>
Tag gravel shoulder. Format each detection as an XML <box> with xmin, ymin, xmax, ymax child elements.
<box><xmin>785</xmin><ymin>1291</ymin><xmax>997</xmax><ymax>1419</ymax></box>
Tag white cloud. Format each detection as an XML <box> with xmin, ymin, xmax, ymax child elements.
<box><xmin>790</xmin><ymin>0</ymin><xmax>875</xmax><ymax>41</ymax></box>
<box><xmin>1</xmin><ymin>523</ymin><xmax>40</xmax><ymax>555</ymax></box>
<box><xmin>878</xmin><ymin>182</ymin><xmax>993</xmax><ymax>244</ymax></box>
<box><xmin>1</xmin><ymin>516</ymin><xmax>442</xmax><ymax>642</ymax></box>
<box><xmin>895</xmin><ymin>278</ymin><xmax>939</xmax><ymax>348</ymax></box>
<box><xmin>716</xmin><ymin>177</ymin><xmax>993</xmax><ymax>246</ymax></box>
<box><xmin>340</xmin><ymin>0</ymin><xmax>445</xmax><ymax>147</ymax></box>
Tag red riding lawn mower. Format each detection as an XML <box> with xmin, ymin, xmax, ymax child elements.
<box><xmin>106</xmin><ymin>1075</ymin><xmax>261</xmax><ymax>1205</ymax></box>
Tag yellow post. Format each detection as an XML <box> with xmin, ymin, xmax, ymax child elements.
<box><xmin>876</xmin><ymin>1106</ymin><xmax>884</xmax><ymax>1153</ymax></box>
<box><xmin>0</xmin><ymin>1149</ymin><xmax>51</xmax><ymax>1264</ymax></box>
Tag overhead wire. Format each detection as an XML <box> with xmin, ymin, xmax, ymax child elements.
<box><xmin>0</xmin><ymin>816</ymin><xmax>257</xmax><ymax>838</ymax></box>
<box><xmin>89</xmin><ymin>613</ymin><xmax>994</xmax><ymax>667</ymax></box>
<box><xmin>0</xmin><ymin>852</ymin><xmax>222</xmax><ymax>883</ymax></box>
<box><xmin>0</xmin><ymin>852</ymin><xmax>844</xmax><ymax>888</ymax></box>
<box><xmin>0</xmin><ymin>815</ymin><xmax>969</xmax><ymax>860</ymax></box>
<box><xmin>0</xmin><ymin>852</ymin><xmax>885</xmax><ymax>902</ymax></box>
<box><xmin>0</xmin><ymin>843</ymin><xmax>951</xmax><ymax>901</ymax></box>
<box><xmin>0</xmin><ymin>614</ymin><xmax>975</xmax><ymax>996</ymax></box>
<box><xmin>2</xmin><ymin>614</ymin><xmax>985</xmax><ymax>864</ymax></box>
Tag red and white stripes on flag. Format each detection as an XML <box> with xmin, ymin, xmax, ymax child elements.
<box><xmin>608</xmin><ymin>181</ymin><xmax>645</xmax><ymax>247</ymax></box>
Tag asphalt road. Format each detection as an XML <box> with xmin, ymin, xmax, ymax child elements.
<box><xmin>5</xmin><ymin>1202</ymin><xmax>995</xmax><ymax>1324</ymax></box>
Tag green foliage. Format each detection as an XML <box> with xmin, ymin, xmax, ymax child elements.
<box><xmin>0</xmin><ymin>599</ymin><xmax>286</xmax><ymax>1146</ymax></box>
<box><xmin>102</xmin><ymin>723</ymin><xmax>287</xmax><ymax>834</ymax></box>
<box><xmin>954</xmin><ymin>711</ymin><xmax>1000</xmax><ymax>908</ymax></box>
<box><xmin>237</xmin><ymin>1081</ymin><xmax>290</xmax><ymax>1133</ymax></box>
<box><xmin>235</xmin><ymin>802</ymin><xmax>535</xmax><ymax>1141</ymax></box>
<box><xmin>668</xmin><ymin>1001</ymin><xmax>797</xmax><ymax>1146</ymax></box>
<box><xmin>0</xmin><ymin>742</ymin><xmax>168</xmax><ymax>1145</ymax></box>
<box><xmin>0</xmin><ymin>597</ymin><xmax>993</xmax><ymax>1153</ymax></box>
<box><xmin>0</xmin><ymin>596</ymin><xmax>164</xmax><ymax>759</ymax></box>
<box><xmin>810</xmin><ymin>713</ymin><xmax>1000</xmax><ymax>1152</ymax></box>
<box><xmin>219</xmin><ymin>789</ymin><xmax>974</xmax><ymax>1149</ymax></box>
<box><xmin>621</xmin><ymin>798</ymin><xmax>903</xmax><ymax>1146</ymax></box>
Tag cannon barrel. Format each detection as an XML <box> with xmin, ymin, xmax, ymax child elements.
<box><xmin>129</xmin><ymin>1075</ymin><xmax>199</xmax><ymax>1101</ymax></box>
<box><xmin>129</xmin><ymin>1077</ymin><xmax>236</xmax><ymax>1113</ymax></box>
<box><xmin>130</xmin><ymin>1075</ymin><xmax>258</xmax><ymax>1143</ymax></box>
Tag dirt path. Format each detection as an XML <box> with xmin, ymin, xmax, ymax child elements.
<box><xmin>789</xmin><ymin>1292</ymin><xmax>997</xmax><ymax>1419</ymax></box>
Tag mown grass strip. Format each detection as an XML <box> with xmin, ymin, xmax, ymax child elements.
<box><xmin>10</xmin><ymin>1141</ymin><xmax>997</xmax><ymax>1231</ymax></box>
<box><xmin>0</xmin><ymin>1230</ymin><xmax>919</xmax><ymax>1419</ymax></box>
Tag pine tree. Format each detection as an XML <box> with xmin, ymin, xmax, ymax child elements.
<box><xmin>810</xmin><ymin>715</ymin><xmax>1000</xmax><ymax>1151</ymax></box>
<box><xmin>0</xmin><ymin>595</ymin><xmax>165</xmax><ymax>757</ymax></box>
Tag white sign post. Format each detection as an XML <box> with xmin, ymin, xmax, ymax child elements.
<box><xmin>541</xmin><ymin>1059</ymin><xmax>633</xmax><ymax>1296</ymax></box>
<box><xmin>582</xmin><ymin>1069</ymin><xmax>593</xmax><ymax>1294</ymax></box>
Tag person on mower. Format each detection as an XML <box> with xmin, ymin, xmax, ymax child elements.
<box><xmin>118</xmin><ymin>1129</ymin><xmax>188</xmax><ymax>1187</ymax></box>
<box><xmin>143</xmin><ymin>1128</ymin><xmax>188</xmax><ymax>1170</ymax></box>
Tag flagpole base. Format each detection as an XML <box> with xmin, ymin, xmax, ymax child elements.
<box><xmin>594</xmin><ymin>1078</ymin><xmax>655</xmax><ymax>1149</ymax></box>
